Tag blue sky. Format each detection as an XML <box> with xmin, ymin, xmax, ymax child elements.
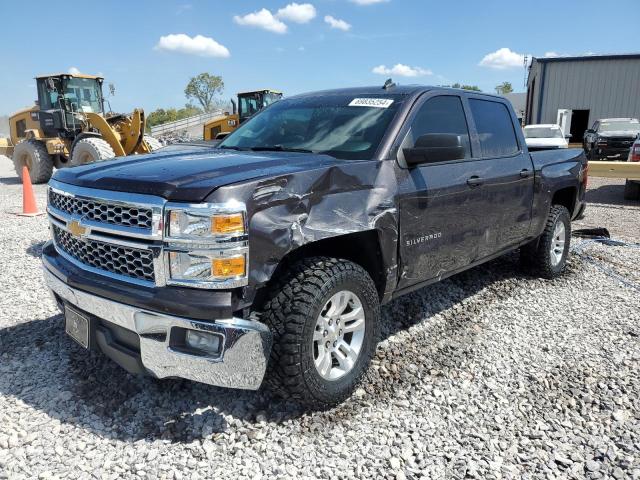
<box><xmin>1</xmin><ymin>0</ymin><xmax>638</xmax><ymax>116</ymax></box>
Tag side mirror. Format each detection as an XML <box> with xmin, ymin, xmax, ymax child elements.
<box><xmin>403</xmin><ymin>133</ymin><xmax>466</xmax><ymax>166</ymax></box>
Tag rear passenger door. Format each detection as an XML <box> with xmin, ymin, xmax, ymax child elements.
<box><xmin>466</xmin><ymin>96</ymin><xmax>535</xmax><ymax>257</ymax></box>
<box><xmin>396</xmin><ymin>93</ymin><xmax>485</xmax><ymax>289</ymax></box>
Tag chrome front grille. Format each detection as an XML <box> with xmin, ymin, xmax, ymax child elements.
<box><xmin>49</xmin><ymin>189</ymin><xmax>153</xmax><ymax>230</ymax></box>
<box><xmin>52</xmin><ymin>224</ymin><xmax>155</xmax><ymax>282</ymax></box>
<box><xmin>46</xmin><ymin>179</ymin><xmax>247</xmax><ymax>290</ymax></box>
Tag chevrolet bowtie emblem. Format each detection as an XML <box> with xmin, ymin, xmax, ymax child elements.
<box><xmin>68</xmin><ymin>220</ymin><xmax>87</xmax><ymax>238</ymax></box>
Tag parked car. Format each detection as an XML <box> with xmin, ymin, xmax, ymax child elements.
<box><xmin>624</xmin><ymin>136</ymin><xmax>640</xmax><ymax>200</ymax></box>
<box><xmin>42</xmin><ymin>85</ymin><xmax>588</xmax><ymax>407</ymax></box>
<box><xmin>523</xmin><ymin>124</ymin><xmax>569</xmax><ymax>150</ymax></box>
<box><xmin>583</xmin><ymin>118</ymin><xmax>640</xmax><ymax>160</ymax></box>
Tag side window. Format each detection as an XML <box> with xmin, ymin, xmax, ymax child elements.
<box><xmin>402</xmin><ymin>95</ymin><xmax>471</xmax><ymax>160</ymax></box>
<box><xmin>469</xmin><ymin>99</ymin><xmax>519</xmax><ymax>157</ymax></box>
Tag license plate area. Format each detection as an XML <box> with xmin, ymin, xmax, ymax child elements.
<box><xmin>65</xmin><ymin>305</ymin><xmax>90</xmax><ymax>349</ymax></box>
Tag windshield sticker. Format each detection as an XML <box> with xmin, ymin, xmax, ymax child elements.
<box><xmin>349</xmin><ymin>98</ymin><xmax>394</xmax><ymax>108</ymax></box>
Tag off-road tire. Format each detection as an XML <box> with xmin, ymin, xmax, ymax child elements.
<box><xmin>623</xmin><ymin>179</ymin><xmax>640</xmax><ymax>200</ymax></box>
<box><xmin>259</xmin><ymin>257</ymin><xmax>380</xmax><ymax>409</ymax></box>
<box><xmin>69</xmin><ymin>137</ymin><xmax>116</xmax><ymax>166</ymax></box>
<box><xmin>12</xmin><ymin>139</ymin><xmax>54</xmax><ymax>184</ymax></box>
<box><xmin>143</xmin><ymin>135</ymin><xmax>162</xmax><ymax>152</ymax></box>
<box><xmin>520</xmin><ymin>205</ymin><xmax>571</xmax><ymax>279</ymax></box>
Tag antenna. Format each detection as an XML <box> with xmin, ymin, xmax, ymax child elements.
<box><xmin>523</xmin><ymin>55</ymin><xmax>530</xmax><ymax>88</ymax></box>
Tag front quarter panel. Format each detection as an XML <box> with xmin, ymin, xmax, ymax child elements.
<box><xmin>206</xmin><ymin>159</ymin><xmax>401</xmax><ymax>301</ymax></box>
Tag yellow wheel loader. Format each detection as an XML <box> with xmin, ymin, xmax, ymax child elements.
<box><xmin>0</xmin><ymin>73</ymin><xmax>161</xmax><ymax>183</ymax></box>
<box><xmin>203</xmin><ymin>89</ymin><xmax>282</xmax><ymax>141</ymax></box>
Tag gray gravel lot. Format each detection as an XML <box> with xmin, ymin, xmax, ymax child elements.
<box><xmin>0</xmin><ymin>159</ymin><xmax>638</xmax><ymax>479</ymax></box>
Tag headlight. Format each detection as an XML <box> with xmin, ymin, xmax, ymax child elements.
<box><xmin>168</xmin><ymin>251</ymin><xmax>246</xmax><ymax>282</ymax></box>
<box><xmin>167</xmin><ymin>204</ymin><xmax>246</xmax><ymax>240</ymax></box>
<box><xmin>164</xmin><ymin>202</ymin><xmax>248</xmax><ymax>289</ymax></box>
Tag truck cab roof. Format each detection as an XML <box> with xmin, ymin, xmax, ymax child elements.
<box><xmin>286</xmin><ymin>85</ymin><xmax>506</xmax><ymax>102</ymax></box>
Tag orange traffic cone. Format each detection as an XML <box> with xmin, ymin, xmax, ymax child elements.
<box><xmin>16</xmin><ymin>166</ymin><xmax>44</xmax><ymax>217</ymax></box>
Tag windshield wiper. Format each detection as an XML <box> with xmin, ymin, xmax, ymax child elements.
<box><xmin>218</xmin><ymin>145</ymin><xmax>248</xmax><ymax>151</ymax></box>
<box><xmin>250</xmin><ymin>145</ymin><xmax>314</xmax><ymax>153</ymax></box>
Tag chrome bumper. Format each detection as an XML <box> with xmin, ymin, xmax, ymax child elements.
<box><xmin>44</xmin><ymin>267</ymin><xmax>272</xmax><ymax>390</ymax></box>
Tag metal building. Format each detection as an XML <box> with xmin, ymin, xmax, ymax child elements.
<box><xmin>525</xmin><ymin>53</ymin><xmax>640</xmax><ymax>141</ymax></box>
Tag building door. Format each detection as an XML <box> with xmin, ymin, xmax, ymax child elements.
<box><xmin>569</xmin><ymin>110</ymin><xmax>589</xmax><ymax>144</ymax></box>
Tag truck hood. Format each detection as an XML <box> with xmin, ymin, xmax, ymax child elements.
<box><xmin>599</xmin><ymin>131</ymin><xmax>640</xmax><ymax>139</ymax></box>
<box><xmin>525</xmin><ymin>137</ymin><xmax>568</xmax><ymax>149</ymax></box>
<box><xmin>52</xmin><ymin>144</ymin><xmax>349</xmax><ymax>202</ymax></box>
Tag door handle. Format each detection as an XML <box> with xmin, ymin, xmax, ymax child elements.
<box><xmin>467</xmin><ymin>176</ymin><xmax>483</xmax><ymax>187</ymax></box>
<box><xmin>520</xmin><ymin>169</ymin><xmax>532</xmax><ymax>178</ymax></box>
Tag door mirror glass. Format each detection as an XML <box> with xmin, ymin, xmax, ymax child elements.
<box><xmin>404</xmin><ymin>133</ymin><xmax>466</xmax><ymax>166</ymax></box>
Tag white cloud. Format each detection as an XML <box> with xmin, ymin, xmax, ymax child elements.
<box><xmin>234</xmin><ymin>9</ymin><xmax>287</xmax><ymax>34</ymax></box>
<box><xmin>479</xmin><ymin>47</ymin><xmax>526</xmax><ymax>69</ymax></box>
<box><xmin>68</xmin><ymin>67</ymin><xmax>81</xmax><ymax>75</ymax></box>
<box><xmin>372</xmin><ymin>63</ymin><xmax>432</xmax><ymax>77</ymax></box>
<box><xmin>155</xmin><ymin>33</ymin><xmax>230</xmax><ymax>57</ymax></box>
<box><xmin>350</xmin><ymin>0</ymin><xmax>389</xmax><ymax>4</ymax></box>
<box><xmin>324</xmin><ymin>15</ymin><xmax>351</xmax><ymax>31</ymax></box>
<box><xmin>276</xmin><ymin>3</ymin><xmax>316</xmax><ymax>23</ymax></box>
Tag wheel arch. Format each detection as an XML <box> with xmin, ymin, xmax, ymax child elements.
<box><xmin>253</xmin><ymin>230</ymin><xmax>390</xmax><ymax>308</ymax></box>
<box><xmin>551</xmin><ymin>186</ymin><xmax>578</xmax><ymax>216</ymax></box>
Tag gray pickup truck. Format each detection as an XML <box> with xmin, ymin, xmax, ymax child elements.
<box><xmin>42</xmin><ymin>84</ymin><xmax>588</xmax><ymax>407</ymax></box>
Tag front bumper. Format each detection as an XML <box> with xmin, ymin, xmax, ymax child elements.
<box><xmin>595</xmin><ymin>146</ymin><xmax>632</xmax><ymax>159</ymax></box>
<box><xmin>44</xmin><ymin>266</ymin><xmax>272</xmax><ymax>390</ymax></box>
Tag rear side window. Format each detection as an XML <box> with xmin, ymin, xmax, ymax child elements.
<box><xmin>469</xmin><ymin>99</ymin><xmax>519</xmax><ymax>157</ymax></box>
<box><xmin>406</xmin><ymin>95</ymin><xmax>471</xmax><ymax>159</ymax></box>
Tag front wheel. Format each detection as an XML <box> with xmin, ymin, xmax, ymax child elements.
<box><xmin>143</xmin><ymin>135</ymin><xmax>162</xmax><ymax>152</ymax></box>
<box><xmin>260</xmin><ymin>257</ymin><xmax>380</xmax><ymax>408</ymax></box>
<box><xmin>521</xmin><ymin>205</ymin><xmax>571</xmax><ymax>279</ymax></box>
<box><xmin>69</xmin><ymin>137</ymin><xmax>116</xmax><ymax>166</ymax></box>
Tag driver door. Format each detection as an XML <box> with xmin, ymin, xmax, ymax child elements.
<box><xmin>396</xmin><ymin>93</ymin><xmax>486</xmax><ymax>289</ymax></box>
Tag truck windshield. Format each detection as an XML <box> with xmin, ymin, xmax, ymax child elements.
<box><xmin>599</xmin><ymin>120</ymin><xmax>640</xmax><ymax>133</ymax></box>
<box><xmin>63</xmin><ymin>77</ymin><xmax>103</xmax><ymax>114</ymax></box>
<box><xmin>524</xmin><ymin>127</ymin><xmax>563</xmax><ymax>138</ymax></box>
<box><xmin>220</xmin><ymin>94</ymin><xmax>404</xmax><ymax>160</ymax></box>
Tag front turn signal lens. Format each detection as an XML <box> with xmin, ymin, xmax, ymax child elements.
<box><xmin>211</xmin><ymin>256</ymin><xmax>245</xmax><ymax>278</ymax></box>
<box><xmin>211</xmin><ymin>213</ymin><xmax>245</xmax><ymax>235</ymax></box>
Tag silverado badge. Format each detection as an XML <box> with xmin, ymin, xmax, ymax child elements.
<box><xmin>68</xmin><ymin>220</ymin><xmax>87</xmax><ymax>238</ymax></box>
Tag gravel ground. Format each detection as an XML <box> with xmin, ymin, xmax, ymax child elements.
<box><xmin>0</xmin><ymin>160</ymin><xmax>639</xmax><ymax>479</ymax></box>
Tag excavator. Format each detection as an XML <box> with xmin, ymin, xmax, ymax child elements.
<box><xmin>0</xmin><ymin>72</ymin><xmax>161</xmax><ymax>183</ymax></box>
<box><xmin>203</xmin><ymin>89</ymin><xmax>282</xmax><ymax>141</ymax></box>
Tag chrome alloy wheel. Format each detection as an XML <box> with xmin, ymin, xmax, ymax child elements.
<box><xmin>313</xmin><ymin>290</ymin><xmax>366</xmax><ymax>381</ymax></box>
<box><xmin>550</xmin><ymin>221</ymin><xmax>566</xmax><ymax>267</ymax></box>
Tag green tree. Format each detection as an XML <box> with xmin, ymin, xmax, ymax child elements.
<box><xmin>495</xmin><ymin>82</ymin><xmax>514</xmax><ymax>95</ymax></box>
<box><xmin>184</xmin><ymin>73</ymin><xmax>224</xmax><ymax>112</ymax></box>
<box><xmin>451</xmin><ymin>83</ymin><xmax>482</xmax><ymax>92</ymax></box>
<box><xmin>146</xmin><ymin>104</ymin><xmax>203</xmax><ymax>131</ymax></box>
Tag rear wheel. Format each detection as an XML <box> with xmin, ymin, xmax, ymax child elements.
<box><xmin>12</xmin><ymin>139</ymin><xmax>53</xmax><ymax>184</ymax></box>
<box><xmin>624</xmin><ymin>179</ymin><xmax>640</xmax><ymax>200</ymax></box>
<box><xmin>521</xmin><ymin>205</ymin><xmax>571</xmax><ymax>279</ymax></box>
<box><xmin>260</xmin><ymin>257</ymin><xmax>380</xmax><ymax>408</ymax></box>
<box><xmin>69</xmin><ymin>137</ymin><xmax>116</xmax><ymax>166</ymax></box>
<box><xmin>143</xmin><ymin>135</ymin><xmax>162</xmax><ymax>152</ymax></box>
